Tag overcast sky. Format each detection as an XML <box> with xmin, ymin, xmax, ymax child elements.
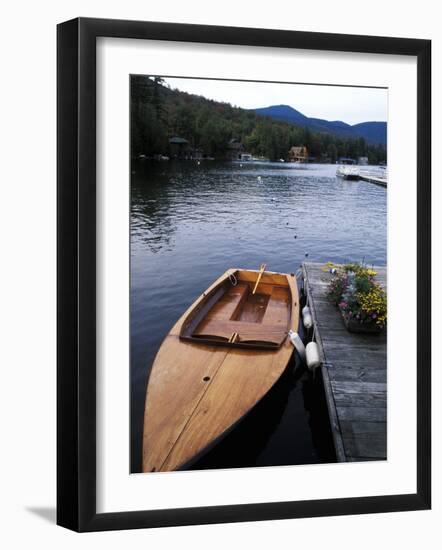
<box><xmin>162</xmin><ymin>77</ymin><xmax>387</xmax><ymax>126</ymax></box>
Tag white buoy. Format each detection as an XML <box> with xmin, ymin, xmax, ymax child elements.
<box><xmin>288</xmin><ymin>330</ymin><xmax>306</xmax><ymax>363</ymax></box>
<box><xmin>306</xmin><ymin>341</ymin><xmax>321</xmax><ymax>370</ymax></box>
<box><xmin>257</xmin><ymin>176</ymin><xmax>262</xmax><ymax>181</ymax></box>
<box><xmin>302</xmin><ymin>305</ymin><xmax>313</xmax><ymax>329</ymax></box>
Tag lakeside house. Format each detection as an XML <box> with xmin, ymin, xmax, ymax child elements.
<box><xmin>227</xmin><ymin>138</ymin><xmax>243</xmax><ymax>160</ymax></box>
<box><xmin>288</xmin><ymin>146</ymin><xmax>308</xmax><ymax>162</ymax></box>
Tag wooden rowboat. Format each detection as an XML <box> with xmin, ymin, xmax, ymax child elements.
<box><xmin>142</xmin><ymin>267</ymin><xmax>299</xmax><ymax>472</ymax></box>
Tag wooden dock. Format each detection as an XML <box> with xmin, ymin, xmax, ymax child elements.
<box><xmin>302</xmin><ymin>262</ymin><xmax>387</xmax><ymax>462</ymax></box>
<box><xmin>359</xmin><ymin>171</ymin><xmax>387</xmax><ymax>187</ymax></box>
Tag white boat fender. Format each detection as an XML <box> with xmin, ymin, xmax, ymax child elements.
<box><xmin>288</xmin><ymin>330</ymin><xmax>306</xmax><ymax>363</ymax></box>
<box><xmin>302</xmin><ymin>305</ymin><xmax>313</xmax><ymax>329</ymax></box>
<box><xmin>306</xmin><ymin>342</ymin><xmax>321</xmax><ymax>370</ymax></box>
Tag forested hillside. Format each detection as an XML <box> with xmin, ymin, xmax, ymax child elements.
<box><xmin>131</xmin><ymin>76</ymin><xmax>387</xmax><ymax>164</ymax></box>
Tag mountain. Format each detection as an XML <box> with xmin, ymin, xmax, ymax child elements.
<box><xmin>254</xmin><ymin>104</ymin><xmax>309</xmax><ymax>126</ymax></box>
<box><xmin>253</xmin><ymin>105</ymin><xmax>386</xmax><ymax>145</ymax></box>
<box><xmin>351</xmin><ymin>122</ymin><xmax>387</xmax><ymax>145</ymax></box>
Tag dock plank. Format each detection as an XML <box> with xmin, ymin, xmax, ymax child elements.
<box><xmin>302</xmin><ymin>262</ymin><xmax>387</xmax><ymax>462</ymax></box>
<box><xmin>333</xmin><ymin>392</ymin><xmax>386</xmax><ymax>408</ymax></box>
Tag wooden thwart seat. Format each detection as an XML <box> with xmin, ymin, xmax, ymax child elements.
<box><xmin>193</xmin><ymin>319</ymin><xmax>287</xmax><ymax>345</ymax></box>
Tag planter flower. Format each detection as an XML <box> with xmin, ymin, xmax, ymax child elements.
<box><xmin>327</xmin><ymin>263</ymin><xmax>387</xmax><ymax>334</ymax></box>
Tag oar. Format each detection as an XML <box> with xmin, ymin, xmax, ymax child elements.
<box><xmin>252</xmin><ymin>263</ymin><xmax>267</xmax><ymax>295</ymax></box>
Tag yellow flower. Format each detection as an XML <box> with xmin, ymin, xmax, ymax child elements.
<box><xmin>356</xmin><ymin>282</ymin><xmax>387</xmax><ymax>326</ymax></box>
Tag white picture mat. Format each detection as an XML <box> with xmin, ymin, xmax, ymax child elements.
<box><xmin>96</xmin><ymin>37</ymin><xmax>417</xmax><ymax>513</ymax></box>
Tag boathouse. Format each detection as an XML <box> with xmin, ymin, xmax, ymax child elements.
<box><xmin>169</xmin><ymin>136</ymin><xmax>189</xmax><ymax>159</ymax></box>
<box><xmin>288</xmin><ymin>145</ymin><xmax>308</xmax><ymax>162</ymax></box>
<box><xmin>227</xmin><ymin>138</ymin><xmax>245</xmax><ymax>160</ymax></box>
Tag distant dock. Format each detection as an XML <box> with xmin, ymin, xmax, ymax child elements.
<box><xmin>359</xmin><ymin>170</ymin><xmax>387</xmax><ymax>187</ymax></box>
<box><xmin>336</xmin><ymin>167</ymin><xmax>387</xmax><ymax>187</ymax></box>
<box><xmin>302</xmin><ymin>262</ymin><xmax>387</xmax><ymax>462</ymax></box>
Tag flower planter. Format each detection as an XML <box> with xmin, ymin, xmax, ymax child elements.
<box><xmin>327</xmin><ymin>264</ymin><xmax>387</xmax><ymax>335</ymax></box>
<box><xmin>339</xmin><ymin>307</ymin><xmax>384</xmax><ymax>334</ymax></box>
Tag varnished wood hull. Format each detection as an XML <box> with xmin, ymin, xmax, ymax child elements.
<box><xmin>142</xmin><ymin>268</ymin><xmax>299</xmax><ymax>473</ymax></box>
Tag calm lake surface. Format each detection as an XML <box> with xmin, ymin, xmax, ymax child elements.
<box><xmin>131</xmin><ymin>161</ymin><xmax>387</xmax><ymax>473</ymax></box>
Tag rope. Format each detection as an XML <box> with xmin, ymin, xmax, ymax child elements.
<box><xmin>229</xmin><ymin>273</ymin><xmax>238</xmax><ymax>286</ymax></box>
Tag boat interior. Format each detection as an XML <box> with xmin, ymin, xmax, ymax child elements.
<box><xmin>180</xmin><ymin>270</ymin><xmax>293</xmax><ymax>349</ymax></box>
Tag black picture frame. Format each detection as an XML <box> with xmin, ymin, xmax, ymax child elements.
<box><xmin>57</xmin><ymin>17</ymin><xmax>431</xmax><ymax>532</ymax></box>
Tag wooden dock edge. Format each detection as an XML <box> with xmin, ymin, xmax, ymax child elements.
<box><xmin>302</xmin><ymin>263</ymin><xmax>347</xmax><ymax>462</ymax></box>
<box><xmin>359</xmin><ymin>174</ymin><xmax>387</xmax><ymax>188</ymax></box>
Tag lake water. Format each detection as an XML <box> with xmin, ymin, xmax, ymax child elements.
<box><xmin>130</xmin><ymin>160</ymin><xmax>387</xmax><ymax>473</ymax></box>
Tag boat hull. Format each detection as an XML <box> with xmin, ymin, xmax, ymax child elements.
<box><xmin>142</xmin><ymin>268</ymin><xmax>299</xmax><ymax>473</ymax></box>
